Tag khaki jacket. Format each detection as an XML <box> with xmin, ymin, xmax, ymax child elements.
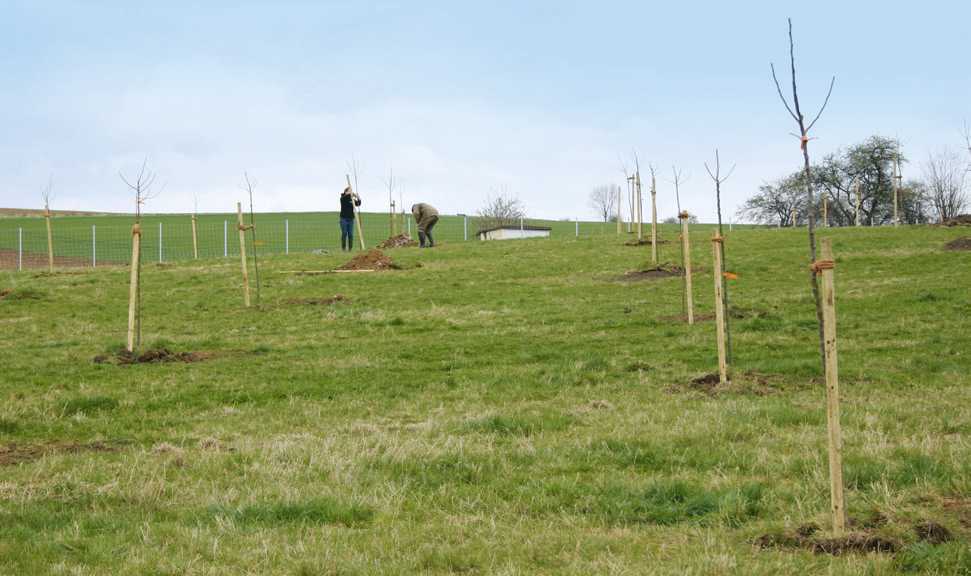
<box><xmin>411</xmin><ymin>203</ymin><xmax>439</xmax><ymax>231</ymax></box>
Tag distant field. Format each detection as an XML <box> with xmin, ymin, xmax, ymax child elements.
<box><xmin>1</xmin><ymin>224</ymin><xmax>969</xmax><ymax>574</ymax></box>
<box><xmin>0</xmin><ymin>211</ymin><xmax>631</xmax><ymax>268</ymax></box>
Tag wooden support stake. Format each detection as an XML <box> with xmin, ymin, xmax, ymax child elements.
<box><xmin>237</xmin><ymin>202</ymin><xmax>251</xmax><ymax>307</ymax></box>
<box><xmin>818</xmin><ymin>238</ymin><xmax>846</xmax><ymax>535</ymax></box>
<box><xmin>892</xmin><ymin>154</ymin><xmax>901</xmax><ymax>227</ymax></box>
<box><xmin>635</xmin><ymin>171</ymin><xmax>643</xmax><ymax>241</ymax></box>
<box><xmin>346</xmin><ymin>175</ymin><xmax>366</xmax><ymax>250</ymax></box>
<box><xmin>650</xmin><ymin>173</ymin><xmax>658</xmax><ymax>265</ymax></box>
<box><xmin>616</xmin><ymin>184</ymin><xmax>622</xmax><ymax>235</ymax></box>
<box><xmin>191</xmin><ymin>215</ymin><xmax>199</xmax><ymax>259</ymax></box>
<box><xmin>680</xmin><ymin>211</ymin><xmax>694</xmax><ymax>325</ymax></box>
<box><xmin>45</xmin><ymin>210</ymin><xmax>54</xmax><ymax>273</ymax></box>
<box><xmin>854</xmin><ymin>180</ymin><xmax>861</xmax><ymax>227</ymax></box>
<box><xmin>822</xmin><ymin>196</ymin><xmax>828</xmax><ymax>227</ymax></box>
<box><xmin>712</xmin><ymin>233</ymin><xmax>729</xmax><ymax>384</ymax></box>
<box><xmin>126</xmin><ymin>224</ymin><xmax>141</xmax><ymax>352</ymax></box>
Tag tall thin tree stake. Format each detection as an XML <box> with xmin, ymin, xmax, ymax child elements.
<box><xmin>650</xmin><ymin>166</ymin><xmax>658</xmax><ymax>265</ymax></box>
<box><xmin>244</xmin><ymin>173</ymin><xmax>261</xmax><ymax>306</ymax></box>
<box><xmin>346</xmin><ymin>174</ymin><xmax>366</xmax><ymax>250</ymax></box>
<box><xmin>191</xmin><ymin>215</ymin><xmax>199</xmax><ymax>259</ymax></box>
<box><xmin>818</xmin><ymin>238</ymin><xmax>846</xmax><ymax>534</ymax></box>
<box><xmin>854</xmin><ymin>179</ymin><xmax>861</xmax><ymax>227</ymax></box>
<box><xmin>712</xmin><ymin>232</ymin><xmax>729</xmax><ymax>384</ymax></box>
<box><xmin>616</xmin><ymin>184</ymin><xmax>622</xmax><ymax>235</ymax></box>
<box><xmin>705</xmin><ymin>150</ymin><xmax>736</xmax><ymax>363</ymax></box>
<box><xmin>822</xmin><ymin>196</ymin><xmax>828</xmax><ymax>227</ymax></box>
<box><xmin>126</xmin><ymin>223</ymin><xmax>141</xmax><ymax>352</ymax></box>
<box><xmin>236</xmin><ymin>202</ymin><xmax>251</xmax><ymax>308</ymax></box>
<box><xmin>680</xmin><ymin>211</ymin><xmax>694</xmax><ymax>325</ymax></box>
<box><xmin>892</xmin><ymin>147</ymin><xmax>902</xmax><ymax>227</ymax></box>
<box><xmin>42</xmin><ymin>177</ymin><xmax>54</xmax><ymax>273</ymax></box>
<box><xmin>635</xmin><ymin>166</ymin><xmax>643</xmax><ymax>241</ymax></box>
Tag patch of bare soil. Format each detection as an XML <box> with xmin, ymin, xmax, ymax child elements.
<box><xmin>619</xmin><ymin>265</ymin><xmax>683</xmax><ymax>281</ymax></box>
<box><xmin>756</xmin><ymin>523</ymin><xmax>899</xmax><ymax>555</ymax></box>
<box><xmin>942</xmin><ymin>497</ymin><xmax>971</xmax><ymax>528</ymax></box>
<box><xmin>943</xmin><ymin>214</ymin><xmax>971</xmax><ymax>226</ymax></box>
<box><xmin>286</xmin><ymin>294</ymin><xmax>349</xmax><ymax>306</ymax></box>
<box><xmin>0</xmin><ymin>288</ymin><xmax>11</xmax><ymax>300</ymax></box>
<box><xmin>0</xmin><ymin>440</ymin><xmax>122</xmax><ymax>466</ymax></box>
<box><xmin>657</xmin><ymin>313</ymin><xmax>715</xmax><ymax>323</ymax></box>
<box><xmin>669</xmin><ymin>371</ymin><xmax>783</xmax><ymax>396</ymax></box>
<box><xmin>913</xmin><ymin>521</ymin><xmax>953</xmax><ymax>544</ymax></box>
<box><xmin>336</xmin><ymin>249</ymin><xmax>399</xmax><ymax>271</ymax></box>
<box><xmin>94</xmin><ymin>348</ymin><xmax>212</xmax><ymax>365</ymax></box>
<box><xmin>0</xmin><ymin>249</ymin><xmax>119</xmax><ymax>271</ymax></box>
<box><xmin>624</xmin><ymin>238</ymin><xmax>671</xmax><ymax>246</ymax></box>
<box><xmin>377</xmin><ymin>234</ymin><xmax>418</xmax><ymax>249</ymax></box>
<box><xmin>944</xmin><ymin>237</ymin><xmax>971</xmax><ymax>251</ymax></box>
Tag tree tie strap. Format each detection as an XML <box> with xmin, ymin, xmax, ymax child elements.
<box><xmin>711</xmin><ymin>235</ymin><xmax>724</xmax><ymax>244</ymax></box>
<box><xmin>678</xmin><ymin>211</ymin><xmax>690</xmax><ymax>220</ymax></box>
<box><xmin>800</xmin><ymin>134</ymin><xmax>810</xmax><ymax>150</ymax></box>
<box><xmin>238</xmin><ymin>224</ymin><xmax>254</xmax><ymax>231</ymax></box>
<box><xmin>811</xmin><ymin>259</ymin><xmax>835</xmax><ymax>273</ymax></box>
<box><xmin>131</xmin><ymin>224</ymin><xmax>142</xmax><ymax>236</ymax></box>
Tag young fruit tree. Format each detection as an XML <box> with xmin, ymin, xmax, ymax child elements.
<box><xmin>705</xmin><ymin>150</ymin><xmax>736</xmax><ymax>363</ymax></box>
<box><xmin>119</xmin><ymin>159</ymin><xmax>160</xmax><ymax>352</ymax></box>
<box><xmin>771</xmin><ymin>17</ymin><xmax>844</xmax><ymax>535</ymax></box>
<box><xmin>41</xmin><ymin>176</ymin><xmax>54</xmax><ymax>273</ymax></box>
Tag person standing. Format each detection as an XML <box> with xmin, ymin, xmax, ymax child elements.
<box><xmin>411</xmin><ymin>203</ymin><xmax>439</xmax><ymax>248</ymax></box>
<box><xmin>339</xmin><ymin>186</ymin><xmax>361</xmax><ymax>251</ymax></box>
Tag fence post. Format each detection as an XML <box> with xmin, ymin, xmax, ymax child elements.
<box><xmin>464</xmin><ymin>215</ymin><xmax>468</xmax><ymax>241</ymax></box>
<box><xmin>45</xmin><ymin>210</ymin><xmax>54</xmax><ymax>273</ymax></box>
<box><xmin>285</xmin><ymin>219</ymin><xmax>289</xmax><ymax>254</ymax></box>
<box><xmin>712</xmin><ymin>232</ymin><xmax>728</xmax><ymax>384</ymax></box>
<box><xmin>158</xmin><ymin>222</ymin><xmax>163</xmax><ymax>262</ymax></box>
<box><xmin>191</xmin><ymin>215</ymin><xmax>198</xmax><ymax>259</ymax></box>
<box><xmin>237</xmin><ymin>203</ymin><xmax>251</xmax><ymax>307</ymax></box>
<box><xmin>680</xmin><ymin>211</ymin><xmax>694</xmax><ymax>325</ymax></box>
<box><xmin>223</xmin><ymin>220</ymin><xmax>228</xmax><ymax>257</ymax></box>
<box><xmin>92</xmin><ymin>225</ymin><xmax>96</xmax><ymax>268</ymax></box>
<box><xmin>520</xmin><ymin>217</ymin><xmax>524</xmax><ymax>235</ymax></box>
<box><xmin>817</xmin><ymin>238</ymin><xmax>846</xmax><ymax>535</ymax></box>
<box><xmin>575</xmin><ymin>218</ymin><xmax>579</xmax><ymax>238</ymax></box>
<box><xmin>17</xmin><ymin>228</ymin><xmax>23</xmax><ymax>272</ymax></box>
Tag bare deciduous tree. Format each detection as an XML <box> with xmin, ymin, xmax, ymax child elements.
<box><xmin>119</xmin><ymin>158</ymin><xmax>161</xmax><ymax>351</ymax></box>
<box><xmin>705</xmin><ymin>150</ymin><xmax>736</xmax><ymax>363</ymax></box>
<box><xmin>476</xmin><ymin>189</ymin><xmax>525</xmax><ymax>230</ymax></box>
<box><xmin>589</xmin><ymin>184</ymin><xmax>619</xmax><ymax>222</ymax></box>
<box><xmin>923</xmin><ymin>148</ymin><xmax>968</xmax><ymax>223</ymax></box>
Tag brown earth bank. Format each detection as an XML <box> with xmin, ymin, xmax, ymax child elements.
<box><xmin>943</xmin><ymin>214</ymin><xmax>971</xmax><ymax>226</ymax></box>
<box><xmin>377</xmin><ymin>234</ymin><xmax>418</xmax><ymax>249</ymax></box>
<box><xmin>944</xmin><ymin>237</ymin><xmax>971</xmax><ymax>251</ymax></box>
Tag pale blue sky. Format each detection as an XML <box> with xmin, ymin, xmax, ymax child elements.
<box><xmin>2</xmin><ymin>1</ymin><xmax>968</xmax><ymax>221</ymax></box>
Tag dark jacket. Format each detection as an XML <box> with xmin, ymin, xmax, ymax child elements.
<box><xmin>411</xmin><ymin>203</ymin><xmax>439</xmax><ymax>231</ymax></box>
<box><xmin>340</xmin><ymin>192</ymin><xmax>361</xmax><ymax>219</ymax></box>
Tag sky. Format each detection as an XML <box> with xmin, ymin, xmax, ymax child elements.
<box><xmin>1</xmin><ymin>1</ymin><xmax>969</xmax><ymax>222</ymax></box>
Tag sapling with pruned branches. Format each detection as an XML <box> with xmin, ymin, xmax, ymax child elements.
<box><xmin>705</xmin><ymin>149</ymin><xmax>736</xmax><ymax>364</ymax></box>
<box><xmin>770</xmin><ymin>17</ymin><xmax>835</xmax><ymax>365</ymax></box>
<box><xmin>41</xmin><ymin>175</ymin><xmax>54</xmax><ymax>273</ymax></box>
<box><xmin>120</xmin><ymin>158</ymin><xmax>161</xmax><ymax>352</ymax></box>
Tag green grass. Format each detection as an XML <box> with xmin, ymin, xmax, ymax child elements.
<box><xmin>1</xmin><ymin>224</ymin><xmax>970</xmax><ymax>574</ymax></box>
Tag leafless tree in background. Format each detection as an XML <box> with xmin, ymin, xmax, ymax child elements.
<box><xmin>589</xmin><ymin>184</ymin><xmax>618</xmax><ymax>222</ymax></box>
<box><xmin>771</xmin><ymin>17</ymin><xmax>835</xmax><ymax>364</ymax></box>
<box><xmin>923</xmin><ymin>148</ymin><xmax>968</xmax><ymax>222</ymax></box>
<box><xmin>476</xmin><ymin>189</ymin><xmax>525</xmax><ymax>230</ymax></box>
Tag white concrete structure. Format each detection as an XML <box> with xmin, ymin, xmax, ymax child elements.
<box><xmin>476</xmin><ymin>225</ymin><xmax>551</xmax><ymax>241</ymax></box>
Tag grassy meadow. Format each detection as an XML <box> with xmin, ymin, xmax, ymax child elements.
<box><xmin>1</xmin><ymin>224</ymin><xmax>969</xmax><ymax>574</ymax></box>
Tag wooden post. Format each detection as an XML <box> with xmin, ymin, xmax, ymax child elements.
<box><xmin>650</xmin><ymin>173</ymin><xmax>658</xmax><ymax>265</ymax></box>
<box><xmin>390</xmin><ymin>199</ymin><xmax>395</xmax><ymax>238</ymax></box>
<box><xmin>45</xmin><ymin>209</ymin><xmax>54</xmax><ymax>273</ymax></box>
<box><xmin>822</xmin><ymin>196</ymin><xmax>828</xmax><ymax>227</ymax></box>
<box><xmin>712</xmin><ymin>233</ymin><xmax>729</xmax><ymax>384</ymax></box>
<box><xmin>346</xmin><ymin>175</ymin><xmax>366</xmax><ymax>250</ymax></box>
<box><xmin>893</xmin><ymin>154</ymin><xmax>902</xmax><ymax>227</ymax></box>
<box><xmin>854</xmin><ymin>180</ymin><xmax>861</xmax><ymax>227</ymax></box>
<box><xmin>817</xmin><ymin>238</ymin><xmax>846</xmax><ymax>535</ymax></box>
<box><xmin>191</xmin><ymin>215</ymin><xmax>199</xmax><ymax>259</ymax></box>
<box><xmin>616</xmin><ymin>184</ymin><xmax>622</xmax><ymax>235</ymax></box>
<box><xmin>635</xmin><ymin>171</ymin><xmax>643</xmax><ymax>241</ymax></box>
<box><xmin>237</xmin><ymin>202</ymin><xmax>251</xmax><ymax>308</ymax></box>
<box><xmin>680</xmin><ymin>211</ymin><xmax>694</xmax><ymax>325</ymax></box>
<box><xmin>126</xmin><ymin>223</ymin><xmax>141</xmax><ymax>352</ymax></box>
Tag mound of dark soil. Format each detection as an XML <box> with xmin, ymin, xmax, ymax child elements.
<box><xmin>756</xmin><ymin>524</ymin><xmax>899</xmax><ymax>555</ymax></box>
<box><xmin>377</xmin><ymin>234</ymin><xmax>418</xmax><ymax>249</ymax></box>
<box><xmin>943</xmin><ymin>214</ymin><xmax>971</xmax><ymax>226</ymax></box>
<box><xmin>619</xmin><ymin>265</ymin><xmax>683</xmax><ymax>281</ymax></box>
<box><xmin>0</xmin><ymin>288</ymin><xmax>10</xmax><ymax>300</ymax></box>
<box><xmin>669</xmin><ymin>371</ymin><xmax>782</xmax><ymax>397</ymax></box>
<box><xmin>1</xmin><ymin>440</ymin><xmax>122</xmax><ymax>466</ymax></box>
<box><xmin>286</xmin><ymin>294</ymin><xmax>348</xmax><ymax>306</ymax></box>
<box><xmin>336</xmin><ymin>249</ymin><xmax>398</xmax><ymax>271</ymax></box>
<box><xmin>94</xmin><ymin>347</ymin><xmax>211</xmax><ymax>365</ymax></box>
<box><xmin>624</xmin><ymin>238</ymin><xmax>671</xmax><ymax>246</ymax></box>
<box><xmin>944</xmin><ymin>237</ymin><xmax>971</xmax><ymax>251</ymax></box>
<box><xmin>914</xmin><ymin>521</ymin><xmax>953</xmax><ymax>544</ymax></box>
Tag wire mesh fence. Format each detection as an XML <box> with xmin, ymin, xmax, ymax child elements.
<box><xmin>0</xmin><ymin>212</ymin><xmax>626</xmax><ymax>271</ymax></box>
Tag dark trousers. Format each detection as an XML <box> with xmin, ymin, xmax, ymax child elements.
<box><xmin>418</xmin><ymin>216</ymin><xmax>438</xmax><ymax>247</ymax></box>
<box><xmin>340</xmin><ymin>217</ymin><xmax>355</xmax><ymax>251</ymax></box>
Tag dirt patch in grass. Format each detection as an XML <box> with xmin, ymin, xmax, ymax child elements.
<box><xmin>336</xmin><ymin>249</ymin><xmax>399</xmax><ymax>271</ymax></box>
<box><xmin>0</xmin><ymin>288</ymin><xmax>11</xmax><ymax>300</ymax></box>
<box><xmin>913</xmin><ymin>521</ymin><xmax>953</xmax><ymax>544</ymax></box>
<box><xmin>619</xmin><ymin>266</ymin><xmax>683</xmax><ymax>281</ymax></box>
<box><xmin>657</xmin><ymin>313</ymin><xmax>715</xmax><ymax>322</ymax></box>
<box><xmin>669</xmin><ymin>371</ymin><xmax>783</xmax><ymax>396</ymax></box>
<box><xmin>624</xmin><ymin>238</ymin><xmax>671</xmax><ymax>246</ymax></box>
<box><xmin>944</xmin><ymin>237</ymin><xmax>971</xmax><ymax>251</ymax></box>
<box><xmin>0</xmin><ymin>440</ymin><xmax>122</xmax><ymax>466</ymax></box>
<box><xmin>285</xmin><ymin>294</ymin><xmax>349</xmax><ymax>306</ymax></box>
<box><xmin>377</xmin><ymin>234</ymin><xmax>418</xmax><ymax>249</ymax></box>
<box><xmin>942</xmin><ymin>497</ymin><xmax>971</xmax><ymax>528</ymax></box>
<box><xmin>94</xmin><ymin>347</ymin><xmax>213</xmax><ymax>365</ymax></box>
<box><xmin>756</xmin><ymin>523</ymin><xmax>899</xmax><ymax>555</ymax></box>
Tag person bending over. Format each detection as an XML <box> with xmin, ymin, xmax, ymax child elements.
<box><xmin>411</xmin><ymin>203</ymin><xmax>439</xmax><ymax>248</ymax></box>
<box><xmin>339</xmin><ymin>186</ymin><xmax>361</xmax><ymax>251</ymax></box>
